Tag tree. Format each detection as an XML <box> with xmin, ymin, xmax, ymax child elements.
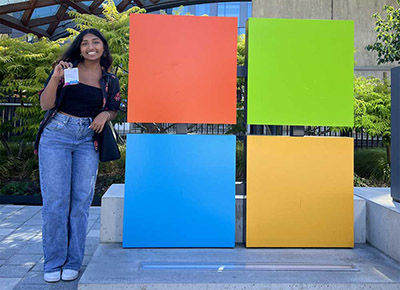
<box><xmin>333</xmin><ymin>76</ymin><xmax>391</xmax><ymax>163</ymax></box>
<box><xmin>226</xmin><ymin>33</ymin><xmax>246</xmax><ymax>135</ymax></box>
<box><xmin>0</xmin><ymin>34</ymin><xmax>65</xmax><ymax>153</ymax></box>
<box><xmin>354</xmin><ymin>76</ymin><xmax>391</xmax><ymax>162</ymax></box>
<box><xmin>363</xmin><ymin>1</ymin><xmax>397</xmax><ymax>163</ymax></box>
<box><xmin>0</xmin><ymin>0</ymin><xmax>146</xmax><ymax>149</ymax></box>
<box><xmin>366</xmin><ymin>0</ymin><xmax>400</xmax><ymax>64</ymax></box>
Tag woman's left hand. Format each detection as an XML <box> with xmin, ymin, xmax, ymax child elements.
<box><xmin>90</xmin><ymin>111</ymin><xmax>110</xmax><ymax>133</ymax></box>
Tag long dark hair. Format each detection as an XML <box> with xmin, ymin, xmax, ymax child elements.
<box><xmin>61</xmin><ymin>28</ymin><xmax>113</xmax><ymax>71</ymax></box>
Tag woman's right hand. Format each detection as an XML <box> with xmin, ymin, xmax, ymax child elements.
<box><xmin>52</xmin><ymin>61</ymin><xmax>73</xmax><ymax>79</ymax></box>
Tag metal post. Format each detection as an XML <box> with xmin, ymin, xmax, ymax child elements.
<box><xmin>176</xmin><ymin>124</ymin><xmax>188</xmax><ymax>134</ymax></box>
<box><xmin>391</xmin><ymin>67</ymin><xmax>400</xmax><ymax>202</ymax></box>
<box><xmin>240</xmin><ymin>62</ymin><xmax>248</xmax><ymax>245</ymax></box>
<box><xmin>289</xmin><ymin>126</ymin><xmax>305</xmax><ymax>137</ymax></box>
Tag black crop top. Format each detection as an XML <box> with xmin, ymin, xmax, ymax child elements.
<box><xmin>58</xmin><ymin>83</ymin><xmax>103</xmax><ymax>117</ymax></box>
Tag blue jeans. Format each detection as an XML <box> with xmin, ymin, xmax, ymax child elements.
<box><xmin>39</xmin><ymin>112</ymin><xmax>99</xmax><ymax>273</ymax></box>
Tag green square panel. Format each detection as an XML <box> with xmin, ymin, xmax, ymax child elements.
<box><xmin>246</xmin><ymin>18</ymin><xmax>354</xmax><ymax>126</ymax></box>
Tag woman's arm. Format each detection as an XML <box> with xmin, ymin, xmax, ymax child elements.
<box><xmin>89</xmin><ymin>111</ymin><xmax>117</xmax><ymax>133</ymax></box>
<box><xmin>107</xmin><ymin>111</ymin><xmax>118</xmax><ymax>120</ymax></box>
<box><xmin>40</xmin><ymin>61</ymin><xmax>72</xmax><ymax>111</ymax></box>
<box><xmin>90</xmin><ymin>74</ymin><xmax>121</xmax><ymax>133</ymax></box>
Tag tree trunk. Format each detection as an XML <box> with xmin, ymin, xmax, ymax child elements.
<box><xmin>17</xmin><ymin>141</ymin><xmax>25</xmax><ymax>159</ymax></box>
<box><xmin>0</xmin><ymin>137</ymin><xmax>11</xmax><ymax>156</ymax></box>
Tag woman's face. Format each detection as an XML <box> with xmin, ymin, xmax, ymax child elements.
<box><xmin>80</xmin><ymin>33</ymin><xmax>104</xmax><ymax>62</ymax></box>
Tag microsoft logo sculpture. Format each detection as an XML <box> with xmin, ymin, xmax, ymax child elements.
<box><xmin>123</xmin><ymin>14</ymin><xmax>354</xmax><ymax>248</ymax></box>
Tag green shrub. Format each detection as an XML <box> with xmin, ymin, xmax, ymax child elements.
<box><xmin>0</xmin><ymin>181</ymin><xmax>39</xmax><ymax>195</ymax></box>
<box><xmin>0</xmin><ymin>143</ymin><xmax>39</xmax><ymax>180</ymax></box>
<box><xmin>354</xmin><ymin>148</ymin><xmax>390</xmax><ymax>185</ymax></box>
<box><xmin>95</xmin><ymin>144</ymin><xmax>126</xmax><ymax>196</ymax></box>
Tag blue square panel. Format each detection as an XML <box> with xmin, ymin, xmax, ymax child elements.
<box><xmin>123</xmin><ymin>134</ymin><xmax>236</xmax><ymax>248</ymax></box>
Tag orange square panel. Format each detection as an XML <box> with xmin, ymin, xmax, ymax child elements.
<box><xmin>128</xmin><ymin>14</ymin><xmax>237</xmax><ymax>124</ymax></box>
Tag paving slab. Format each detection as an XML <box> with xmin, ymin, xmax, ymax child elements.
<box><xmin>84</xmin><ymin>244</ymin><xmax>99</xmax><ymax>256</ymax></box>
<box><xmin>15</xmin><ymin>271</ymin><xmax>50</xmax><ymax>287</ymax></box>
<box><xmin>0</xmin><ymin>239</ymin><xmax>30</xmax><ymax>260</ymax></box>
<box><xmin>17</xmin><ymin>241</ymin><xmax>43</xmax><ymax>255</ymax></box>
<box><xmin>87</xmin><ymin>230</ymin><xmax>100</xmax><ymax>238</ymax></box>
<box><xmin>16</xmin><ymin>206</ymin><xmax>41</xmax><ymax>214</ymax></box>
<box><xmin>22</xmin><ymin>219</ymin><xmax>42</xmax><ymax>226</ymax></box>
<box><xmin>0</xmin><ymin>249</ymin><xmax>19</xmax><ymax>261</ymax></box>
<box><xmin>82</xmin><ymin>255</ymin><xmax>92</xmax><ymax>266</ymax></box>
<box><xmin>2</xmin><ymin>215</ymin><xmax>33</xmax><ymax>223</ymax></box>
<box><xmin>1</xmin><ymin>206</ymin><xmax>24</xmax><ymax>213</ymax></box>
<box><xmin>0</xmin><ymin>229</ymin><xmax>14</xmax><ymax>236</ymax></box>
<box><xmin>0</xmin><ymin>238</ymin><xmax>26</xmax><ymax>248</ymax></box>
<box><xmin>0</xmin><ymin>265</ymin><xmax>32</xmax><ymax>278</ymax></box>
<box><xmin>86</xmin><ymin>221</ymin><xmax>96</xmax><ymax>234</ymax></box>
<box><xmin>13</xmin><ymin>225</ymin><xmax>41</xmax><ymax>233</ymax></box>
<box><xmin>89</xmin><ymin>213</ymin><xmax>101</xmax><ymax>219</ymax></box>
<box><xmin>5</xmin><ymin>254</ymin><xmax>42</xmax><ymax>266</ymax></box>
<box><xmin>0</xmin><ymin>205</ymin><xmax>101</xmax><ymax>290</ymax></box>
<box><xmin>0</xmin><ymin>215</ymin><xmax>12</xmax><ymax>222</ymax></box>
<box><xmin>3</xmin><ymin>231</ymin><xmax>39</xmax><ymax>242</ymax></box>
<box><xmin>51</xmin><ymin>280</ymin><xmax>80</xmax><ymax>290</ymax></box>
<box><xmin>89</xmin><ymin>207</ymin><xmax>101</xmax><ymax>214</ymax></box>
<box><xmin>0</xmin><ymin>221</ymin><xmax>24</xmax><ymax>229</ymax></box>
<box><xmin>30</xmin><ymin>258</ymin><xmax>44</xmax><ymax>272</ymax></box>
<box><xmin>85</xmin><ymin>237</ymin><xmax>99</xmax><ymax>246</ymax></box>
<box><xmin>8</xmin><ymin>211</ymin><xmax>37</xmax><ymax>219</ymax></box>
<box><xmin>3</xmin><ymin>206</ymin><xmax>24</xmax><ymax>209</ymax></box>
<box><xmin>31</xmin><ymin>232</ymin><xmax>42</xmax><ymax>242</ymax></box>
<box><xmin>90</xmin><ymin>222</ymin><xmax>100</xmax><ymax>231</ymax></box>
<box><xmin>11</xmin><ymin>227</ymin><xmax>42</xmax><ymax>243</ymax></box>
<box><xmin>13</xmin><ymin>284</ymin><xmax>52</xmax><ymax>290</ymax></box>
<box><xmin>0</xmin><ymin>278</ymin><xmax>21</xmax><ymax>290</ymax></box>
<box><xmin>79</xmin><ymin>243</ymin><xmax>400</xmax><ymax>290</ymax></box>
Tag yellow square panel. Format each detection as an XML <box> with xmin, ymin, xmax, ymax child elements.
<box><xmin>246</xmin><ymin>136</ymin><xmax>354</xmax><ymax>248</ymax></box>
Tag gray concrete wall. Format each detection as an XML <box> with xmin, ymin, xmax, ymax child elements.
<box><xmin>252</xmin><ymin>0</ymin><xmax>332</xmax><ymax>19</ymax></box>
<box><xmin>252</xmin><ymin>0</ymin><xmax>398</xmax><ymax>78</ymax></box>
<box><xmin>366</xmin><ymin>201</ymin><xmax>400</xmax><ymax>262</ymax></box>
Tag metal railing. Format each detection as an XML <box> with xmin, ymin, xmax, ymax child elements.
<box><xmin>0</xmin><ymin>96</ymin><xmax>386</xmax><ymax>150</ymax></box>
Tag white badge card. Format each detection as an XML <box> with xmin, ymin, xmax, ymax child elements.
<box><xmin>64</xmin><ymin>68</ymin><xmax>79</xmax><ymax>86</ymax></box>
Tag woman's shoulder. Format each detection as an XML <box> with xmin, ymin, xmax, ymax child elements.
<box><xmin>102</xmin><ymin>70</ymin><xmax>118</xmax><ymax>81</ymax></box>
<box><xmin>108</xmin><ymin>72</ymin><xmax>118</xmax><ymax>80</ymax></box>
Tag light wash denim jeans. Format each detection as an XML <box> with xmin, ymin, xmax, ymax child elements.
<box><xmin>39</xmin><ymin>112</ymin><xmax>99</xmax><ymax>273</ymax></box>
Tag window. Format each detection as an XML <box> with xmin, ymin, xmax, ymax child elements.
<box><xmin>31</xmin><ymin>5</ymin><xmax>61</xmax><ymax>19</ymax></box>
<box><xmin>197</xmin><ymin>4</ymin><xmax>210</xmax><ymax>16</ymax></box>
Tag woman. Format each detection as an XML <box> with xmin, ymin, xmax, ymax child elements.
<box><xmin>36</xmin><ymin>28</ymin><xmax>120</xmax><ymax>283</ymax></box>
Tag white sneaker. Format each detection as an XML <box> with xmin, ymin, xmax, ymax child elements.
<box><xmin>43</xmin><ymin>271</ymin><xmax>61</xmax><ymax>283</ymax></box>
<box><xmin>61</xmin><ymin>269</ymin><xmax>79</xmax><ymax>281</ymax></box>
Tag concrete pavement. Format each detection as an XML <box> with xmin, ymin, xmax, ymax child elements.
<box><xmin>0</xmin><ymin>205</ymin><xmax>101</xmax><ymax>290</ymax></box>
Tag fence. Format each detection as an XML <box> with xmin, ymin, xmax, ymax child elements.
<box><xmin>0</xmin><ymin>96</ymin><xmax>25</xmax><ymax>141</ymax></box>
<box><xmin>0</xmin><ymin>96</ymin><xmax>386</xmax><ymax>150</ymax></box>
<box><xmin>248</xmin><ymin>125</ymin><xmax>384</xmax><ymax>149</ymax></box>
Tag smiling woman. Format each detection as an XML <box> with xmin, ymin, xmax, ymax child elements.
<box><xmin>34</xmin><ymin>28</ymin><xmax>120</xmax><ymax>283</ymax></box>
